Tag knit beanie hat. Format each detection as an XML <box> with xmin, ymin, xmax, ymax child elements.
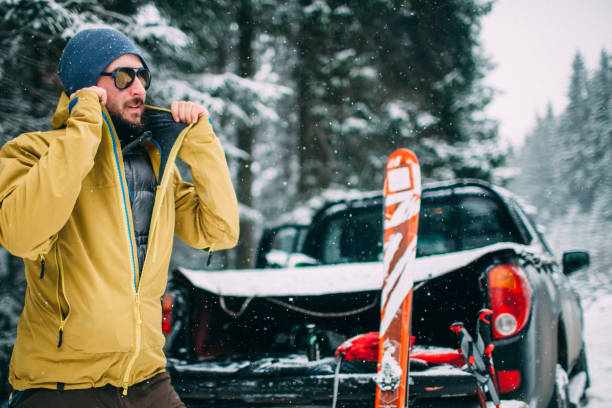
<box><xmin>58</xmin><ymin>28</ymin><xmax>149</xmax><ymax>95</ymax></box>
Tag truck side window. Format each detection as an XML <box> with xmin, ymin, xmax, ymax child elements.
<box><xmin>270</xmin><ymin>228</ymin><xmax>301</xmax><ymax>253</ymax></box>
<box><xmin>457</xmin><ymin>195</ymin><xmax>521</xmax><ymax>250</ymax></box>
<box><xmin>321</xmin><ymin>217</ymin><xmax>344</xmax><ymax>263</ymax></box>
<box><xmin>417</xmin><ymin>194</ymin><xmax>521</xmax><ymax>256</ymax></box>
<box><xmin>417</xmin><ymin>198</ymin><xmax>456</xmax><ymax>256</ymax></box>
<box><xmin>316</xmin><ymin>191</ymin><xmax>524</xmax><ymax>263</ymax></box>
<box><xmin>320</xmin><ymin>210</ymin><xmax>382</xmax><ymax>264</ymax></box>
<box><xmin>257</xmin><ymin>225</ymin><xmax>308</xmax><ymax>268</ymax></box>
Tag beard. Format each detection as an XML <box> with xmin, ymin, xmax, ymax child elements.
<box><xmin>106</xmin><ymin>94</ymin><xmax>145</xmax><ymax>123</ymax></box>
<box><xmin>107</xmin><ymin>98</ymin><xmax>146</xmax><ymax>145</ymax></box>
<box><xmin>110</xmin><ymin>111</ymin><xmax>145</xmax><ymax>134</ymax></box>
<box><xmin>109</xmin><ymin>110</ymin><xmax>146</xmax><ymax>147</ymax></box>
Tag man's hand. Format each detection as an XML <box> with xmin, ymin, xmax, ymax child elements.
<box><xmin>171</xmin><ymin>101</ymin><xmax>209</xmax><ymax>124</ymax></box>
<box><xmin>69</xmin><ymin>86</ymin><xmax>107</xmax><ymax>105</ymax></box>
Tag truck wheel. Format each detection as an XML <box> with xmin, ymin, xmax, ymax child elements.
<box><xmin>569</xmin><ymin>347</ymin><xmax>590</xmax><ymax>405</ymax></box>
<box><xmin>573</xmin><ymin>347</ymin><xmax>590</xmax><ymax>391</ymax></box>
<box><xmin>547</xmin><ymin>364</ymin><xmax>570</xmax><ymax>408</ymax></box>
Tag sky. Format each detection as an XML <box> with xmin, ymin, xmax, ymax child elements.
<box><xmin>480</xmin><ymin>0</ymin><xmax>612</xmax><ymax>147</ymax></box>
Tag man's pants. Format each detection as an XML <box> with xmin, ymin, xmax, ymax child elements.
<box><xmin>8</xmin><ymin>372</ymin><xmax>185</xmax><ymax>408</ymax></box>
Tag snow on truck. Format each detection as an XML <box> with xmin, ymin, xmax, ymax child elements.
<box><xmin>162</xmin><ymin>179</ymin><xmax>590</xmax><ymax>408</ymax></box>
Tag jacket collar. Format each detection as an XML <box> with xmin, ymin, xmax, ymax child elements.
<box><xmin>50</xmin><ymin>92</ymin><xmax>189</xmax><ymax>185</ymax></box>
<box><xmin>51</xmin><ymin>93</ymin><xmax>71</xmax><ymax>129</ymax></box>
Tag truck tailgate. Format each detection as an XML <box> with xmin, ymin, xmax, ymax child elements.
<box><xmin>168</xmin><ymin>357</ymin><xmax>484</xmax><ymax>407</ymax></box>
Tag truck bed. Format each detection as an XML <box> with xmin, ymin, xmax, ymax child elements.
<box><xmin>167</xmin><ymin>355</ymin><xmax>523</xmax><ymax>407</ymax></box>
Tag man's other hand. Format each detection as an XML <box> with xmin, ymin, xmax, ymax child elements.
<box><xmin>171</xmin><ymin>101</ymin><xmax>209</xmax><ymax>124</ymax></box>
<box><xmin>70</xmin><ymin>86</ymin><xmax>107</xmax><ymax>105</ymax></box>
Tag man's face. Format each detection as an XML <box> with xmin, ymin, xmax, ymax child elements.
<box><xmin>96</xmin><ymin>54</ymin><xmax>147</xmax><ymax>126</ymax></box>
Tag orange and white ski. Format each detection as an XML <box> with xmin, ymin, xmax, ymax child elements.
<box><xmin>375</xmin><ymin>149</ymin><xmax>421</xmax><ymax>408</ymax></box>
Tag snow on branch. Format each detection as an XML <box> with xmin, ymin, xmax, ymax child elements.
<box><xmin>155</xmin><ymin>73</ymin><xmax>291</xmax><ymax>130</ymax></box>
<box><xmin>130</xmin><ymin>4</ymin><xmax>190</xmax><ymax>49</ymax></box>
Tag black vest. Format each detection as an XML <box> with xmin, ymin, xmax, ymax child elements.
<box><xmin>114</xmin><ymin>110</ymin><xmax>187</xmax><ymax>275</ymax></box>
<box><xmin>117</xmin><ymin>127</ymin><xmax>156</xmax><ymax>276</ymax></box>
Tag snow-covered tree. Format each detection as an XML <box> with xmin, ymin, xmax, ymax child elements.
<box><xmin>585</xmin><ymin>51</ymin><xmax>612</xmax><ymax>217</ymax></box>
<box><xmin>2</xmin><ymin>0</ymin><xmax>508</xmax><ymax>271</ymax></box>
<box><xmin>512</xmin><ymin>48</ymin><xmax>612</xmax><ymax>275</ymax></box>
<box><xmin>257</xmin><ymin>0</ymin><xmax>505</xmax><ymax>200</ymax></box>
<box><xmin>559</xmin><ymin>53</ymin><xmax>592</xmax><ymax>209</ymax></box>
<box><xmin>512</xmin><ymin>104</ymin><xmax>565</xmax><ymax>220</ymax></box>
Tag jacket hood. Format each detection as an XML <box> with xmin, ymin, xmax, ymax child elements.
<box><xmin>51</xmin><ymin>92</ymin><xmax>72</xmax><ymax>129</ymax></box>
<box><xmin>51</xmin><ymin>91</ymin><xmax>188</xmax><ymax>187</ymax></box>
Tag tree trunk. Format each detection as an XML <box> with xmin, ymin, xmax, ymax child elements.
<box><xmin>295</xmin><ymin>3</ymin><xmax>332</xmax><ymax>201</ymax></box>
<box><xmin>234</xmin><ymin>0</ymin><xmax>256</xmax><ymax>268</ymax></box>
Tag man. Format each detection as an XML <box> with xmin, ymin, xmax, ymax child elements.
<box><xmin>0</xmin><ymin>28</ymin><xmax>239</xmax><ymax>407</ymax></box>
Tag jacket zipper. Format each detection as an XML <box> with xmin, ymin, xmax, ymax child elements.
<box><xmin>104</xmin><ymin>108</ymin><xmax>212</xmax><ymax>394</ymax></box>
<box><xmin>144</xmin><ymin>111</ymin><xmax>219</xmax><ymax>259</ymax></box>
<box><xmin>148</xmin><ymin>186</ymin><xmax>162</xmax><ymax>264</ymax></box>
<box><xmin>122</xmin><ymin>293</ymin><xmax>142</xmax><ymax>395</ymax></box>
<box><xmin>40</xmin><ymin>254</ymin><xmax>45</xmax><ymax>279</ymax></box>
<box><xmin>146</xmin><ymin>114</ymin><xmax>192</xmax><ymax>242</ymax></box>
<box><xmin>206</xmin><ymin>244</ymin><xmax>215</xmax><ymax>267</ymax></box>
<box><xmin>105</xmin><ymin>108</ymin><xmax>195</xmax><ymax>394</ymax></box>
<box><xmin>145</xmin><ymin>117</ymin><xmax>220</xmax><ymax>267</ymax></box>
<box><xmin>103</xmin><ymin>111</ymin><xmax>141</xmax><ymax>394</ymax></box>
<box><xmin>103</xmin><ymin>111</ymin><xmax>139</xmax><ymax>287</ymax></box>
<box><xmin>147</xmin><ymin>119</ymin><xmax>202</xmax><ymax>261</ymax></box>
<box><xmin>55</xmin><ymin>243</ymin><xmax>70</xmax><ymax>348</ymax></box>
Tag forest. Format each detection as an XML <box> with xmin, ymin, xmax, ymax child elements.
<box><xmin>0</xmin><ymin>0</ymin><xmax>507</xmax><ymax>272</ymax></box>
<box><xmin>0</xmin><ymin>1</ymin><xmax>609</xmax><ymax>317</ymax></box>
<box><xmin>511</xmin><ymin>50</ymin><xmax>612</xmax><ymax>278</ymax></box>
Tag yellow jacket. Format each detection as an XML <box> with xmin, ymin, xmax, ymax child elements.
<box><xmin>0</xmin><ymin>90</ymin><xmax>239</xmax><ymax>393</ymax></box>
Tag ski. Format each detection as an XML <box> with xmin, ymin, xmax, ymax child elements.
<box><xmin>375</xmin><ymin>149</ymin><xmax>421</xmax><ymax>408</ymax></box>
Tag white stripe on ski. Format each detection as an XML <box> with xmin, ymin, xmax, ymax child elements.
<box><xmin>385</xmin><ymin>190</ymin><xmax>414</xmax><ymax>206</ymax></box>
<box><xmin>382</xmin><ymin>237</ymin><xmax>416</xmax><ymax>307</ymax></box>
<box><xmin>380</xmin><ymin>256</ymin><xmax>415</xmax><ymax>335</ymax></box>
<box><xmin>383</xmin><ymin>232</ymin><xmax>402</xmax><ymax>272</ymax></box>
<box><xmin>385</xmin><ymin>195</ymin><xmax>420</xmax><ymax>229</ymax></box>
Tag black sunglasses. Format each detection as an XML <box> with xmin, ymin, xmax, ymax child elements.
<box><xmin>99</xmin><ymin>67</ymin><xmax>152</xmax><ymax>90</ymax></box>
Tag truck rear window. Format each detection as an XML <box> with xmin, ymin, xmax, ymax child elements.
<box><xmin>318</xmin><ymin>193</ymin><xmax>522</xmax><ymax>263</ymax></box>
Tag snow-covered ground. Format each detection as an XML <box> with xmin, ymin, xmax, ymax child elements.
<box><xmin>571</xmin><ymin>270</ymin><xmax>612</xmax><ymax>408</ymax></box>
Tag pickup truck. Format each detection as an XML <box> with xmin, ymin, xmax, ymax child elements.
<box><xmin>163</xmin><ymin>179</ymin><xmax>590</xmax><ymax>408</ymax></box>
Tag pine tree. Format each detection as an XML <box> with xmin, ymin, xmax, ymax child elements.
<box><xmin>560</xmin><ymin>52</ymin><xmax>592</xmax><ymax>209</ymax></box>
<box><xmin>262</xmin><ymin>0</ymin><xmax>504</xmax><ymax>199</ymax></box>
<box><xmin>150</xmin><ymin>0</ymin><xmax>291</xmax><ymax>268</ymax></box>
<box><xmin>2</xmin><ymin>0</ymin><xmax>510</xmax><ymax>270</ymax></box>
<box><xmin>512</xmin><ymin>104</ymin><xmax>563</xmax><ymax>220</ymax></box>
<box><xmin>513</xmin><ymin>48</ymin><xmax>611</xmax><ymax>276</ymax></box>
<box><xmin>0</xmin><ymin>1</ymin><xmax>79</xmax><ymax>140</ymax></box>
<box><xmin>586</xmin><ymin>50</ymin><xmax>612</xmax><ymax>218</ymax></box>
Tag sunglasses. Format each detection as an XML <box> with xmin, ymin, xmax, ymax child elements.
<box><xmin>99</xmin><ymin>67</ymin><xmax>152</xmax><ymax>90</ymax></box>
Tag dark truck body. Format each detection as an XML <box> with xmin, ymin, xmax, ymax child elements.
<box><xmin>164</xmin><ymin>180</ymin><xmax>589</xmax><ymax>407</ymax></box>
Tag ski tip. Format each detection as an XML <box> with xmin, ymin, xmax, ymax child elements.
<box><xmin>384</xmin><ymin>149</ymin><xmax>421</xmax><ymax>196</ymax></box>
<box><xmin>386</xmin><ymin>148</ymin><xmax>419</xmax><ymax>167</ymax></box>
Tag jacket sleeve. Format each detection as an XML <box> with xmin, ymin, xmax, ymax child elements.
<box><xmin>173</xmin><ymin>117</ymin><xmax>239</xmax><ymax>251</ymax></box>
<box><xmin>0</xmin><ymin>90</ymin><xmax>103</xmax><ymax>259</ymax></box>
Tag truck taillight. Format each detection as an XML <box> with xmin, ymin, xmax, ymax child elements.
<box><xmin>488</xmin><ymin>264</ymin><xmax>531</xmax><ymax>339</ymax></box>
<box><xmin>162</xmin><ymin>292</ymin><xmax>174</xmax><ymax>337</ymax></box>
